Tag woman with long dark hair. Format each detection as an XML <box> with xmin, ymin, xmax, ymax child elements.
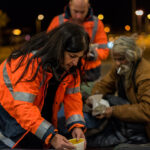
<box><xmin>0</xmin><ymin>22</ymin><xmax>90</xmax><ymax>149</ymax></box>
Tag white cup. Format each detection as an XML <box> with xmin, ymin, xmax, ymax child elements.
<box><xmin>69</xmin><ymin>138</ymin><xmax>85</xmax><ymax>150</ymax></box>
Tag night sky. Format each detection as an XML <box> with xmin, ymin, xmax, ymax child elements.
<box><xmin>0</xmin><ymin>0</ymin><xmax>150</xmax><ymax>34</ymax></box>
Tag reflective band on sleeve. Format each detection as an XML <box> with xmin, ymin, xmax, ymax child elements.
<box><xmin>66</xmin><ymin>114</ymin><xmax>85</xmax><ymax>125</ymax></box>
<box><xmin>35</xmin><ymin>120</ymin><xmax>52</xmax><ymax>139</ymax></box>
<box><xmin>0</xmin><ymin>132</ymin><xmax>15</xmax><ymax>148</ymax></box>
<box><xmin>58</xmin><ymin>14</ymin><xmax>64</xmax><ymax>24</ymax></box>
<box><xmin>3</xmin><ymin>60</ymin><xmax>42</xmax><ymax>103</ymax></box>
<box><xmin>97</xmin><ymin>44</ymin><xmax>108</xmax><ymax>49</ymax></box>
<box><xmin>3</xmin><ymin>61</ymin><xmax>14</xmax><ymax>95</ymax></box>
<box><xmin>94</xmin><ymin>50</ymin><xmax>98</xmax><ymax>60</ymax></box>
<box><xmin>91</xmin><ymin>16</ymin><xmax>98</xmax><ymax>43</ymax></box>
<box><xmin>14</xmin><ymin>92</ymin><xmax>35</xmax><ymax>103</ymax></box>
<box><xmin>32</xmin><ymin>50</ymin><xmax>37</xmax><ymax>55</ymax></box>
<box><xmin>65</xmin><ymin>86</ymin><xmax>80</xmax><ymax>94</ymax></box>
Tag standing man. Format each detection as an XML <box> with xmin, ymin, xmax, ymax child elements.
<box><xmin>47</xmin><ymin>0</ymin><xmax>109</xmax><ymax>98</ymax></box>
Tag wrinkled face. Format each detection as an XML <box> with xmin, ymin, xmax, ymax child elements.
<box><xmin>69</xmin><ymin>0</ymin><xmax>89</xmax><ymax>24</ymax></box>
<box><xmin>63</xmin><ymin>51</ymin><xmax>84</xmax><ymax>71</ymax></box>
<box><xmin>113</xmin><ymin>52</ymin><xmax>131</xmax><ymax>75</ymax></box>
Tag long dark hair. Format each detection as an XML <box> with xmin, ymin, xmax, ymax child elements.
<box><xmin>8</xmin><ymin>22</ymin><xmax>90</xmax><ymax>84</ymax></box>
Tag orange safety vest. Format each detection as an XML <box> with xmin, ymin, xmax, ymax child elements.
<box><xmin>0</xmin><ymin>53</ymin><xmax>85</xmax><ymax>148</ymax></box>
<box><xmin>47</xmin><ymin>6</ymin><xmax>109</xmax><ymax>81</ymax></box>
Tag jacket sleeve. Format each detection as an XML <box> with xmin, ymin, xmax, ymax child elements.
<box><xmin>63</xmin><ymin>72</ymin><xmax>86</xmax><ymax>132</ymax></box>
<box><xmin>112</xmin><ymin>78</ymin><xmax>150</xmax><ymax>123</ymax></box>
<box><xmin>47</xmin><ymin>15</ymin><xmax>59</xmax><ymax>32</ymax></box>
<box><xmin>8</xmin><ymin>61</ymin><xmax>57</xmax><ymax>144</ymax></box>
<box><xmin>91</xmin><ymin>67</ymin><xmax>117</xmax><ymax>95</ymax></box>
<box><xmin>94</xmin><ymin>20</ymin><xmax>109</xmax><ymax>60</ymax></box>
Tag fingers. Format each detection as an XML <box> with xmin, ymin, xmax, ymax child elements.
<box><xmin>84</xmin><ymin>139</ymin><xmax>87</xmax><ymax>150</ymax></box>
<box><xmin>51</xmin><ymin>134</ymin><xmax>75</xmax><ymax>150</ymax></box>
<box><xmin>63</xmin><ymin>137</ymin><xmax>71</xmax><ymax>144</ymax></box>
<box><xmin>62</xmin><ymin>136</ymin><xmax>75</xmax><ymax>149</ymax></box>
<box><xmin>72</xmin><ymin>127</ymin><xmax>85</xmax><ymax>140</ymax></box>
<box><xmin>62</xmin><ymin>143</ymin><xmax>75</xmax><ymax>150</ymax></box>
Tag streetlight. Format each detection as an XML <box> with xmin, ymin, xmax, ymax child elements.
<box><xmin>36</xmin><ymin>14</ymin><xmax>44</xmax><ymax>33</ymax></box>
<box><xmin>145</xmin><ymin>14</ymin><xmax>150</xmax><ymax>33</ymax></box>
<box><xmin>98</xmin><ymin>14</ymin><xmax>104</xmax><ymax>21</ymax></box>
<box><xmin>104</xmin><ymin>26</ymin><xmax>110</xmax><ymax>33</ymax></box>
<box><xmin>135</xmin><ymin>10</ymin><xmax>144</xmax><ymax>33</ymax></box>
<box><xmin>124</xmin><ymin>25</ymin><xmax>131</xmax><ymax>32</ymax></box>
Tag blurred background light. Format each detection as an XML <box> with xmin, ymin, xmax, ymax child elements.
<box><xmin>107</xmin><ymin>41</ymin><xmax>114</xmax><ymax>49</ymax></box>
<box><xmin>12</xmin><ymin>29</ymin><xmax>22</xmax><ymax>35</ymax></box>
<box><xmin>135</xmin><ymin>10</ymin><xmax>144</xmax><ymax>16</ymax></box>
<box><xmin>104</xmin><ymin>26</ymin><xmax>110</xmax><ymax>33</ymax></box>
<box><xmin>25</xmin><ymin>34</ymin><xmax>31</xmax><ymax>41</ymax></box>
<box><xmin>98</xmin><ymin>14</ymin><xmax>104</xmax><ymax>20</ymax></box>
<box><xmin>125</xmin><ymin>25</ymin><xmax>131</xmax><ymax>31</ymax></box>
<box><xmin>37</xmin><ymin>14</ymin><xmax>44</xmax><ymax>21</ymax></box>
<box><xmin>147</xmin><ymin>14</ymin><xmax>150</xmax><ymax>20</ymax></box>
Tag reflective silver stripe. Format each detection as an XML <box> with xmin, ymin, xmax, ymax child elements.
<box><xmin>59</xmin><ymin>14</ymin><xmax>64</xmax><ymax>24</ymax></box>
<box><xmin>3</xmin><ymin>61</ymin><xmax>14</xmax><ymax>96</ymax></box>
<box><xmin>66</xmin><ymin>114</ymin><xmax>85</xmax><ymax>125</ymax></box>
<box><xmin>0</xmin><ymin>132</ymin><xmax>15</xmax><ymax>148</ymax></box>
<box><xmin>94</xmin><ymin>50</ymin><xmax>98</xmax><ymax>60</ymax></box>
<box><xmin>97</xmin><ymin>44</ymin><xmax>108</xmax><ymax>49</ymax></box>
<box><xmin>66</xmin><ymin>86</ymin><xmax>80</xmax><ymax>94</ymax></box>
<box><xmin>32</xmin><ymin>50</ymin><xmax>37</xmax><ymax>55</ymax></box>
<box><xmin>14</xmin><ymin>92</ymin><xmax>35</xmax><ymax>102</ymax></box>
<box><xmin>3</xmin><ymin>60</ymin><xmax>40</xmax><ymax>103</ymax></box>
<box><xmin>35</xmin><ymin>120</ymin><xmax>52</xmax><ymax>139</ymax></box>
<box><xmin>91</xmin><ymin>16</ymin><xmax>98</xmax><ymax>43</ymax></box>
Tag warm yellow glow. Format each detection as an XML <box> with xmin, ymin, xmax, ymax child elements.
<box><xmin>0</xmin><ymin>9</ymin><xmax>2</xmax><ymax>15</ymax></box>
<box><xmin>98</xmin><ymin>14</ymin><xmax>104</xmax><ymax>20</ymax></box>
<box><xmin>104</xmin><ymin>26</ymin><xmax>110</xmax><ymax>33</ymax></box>
<box><xmin>37</xmin><ymin>14</ymin><xmax>44</xmax><ymax>20</ymax></box>
<box><xmin>135</xmin><ymin>10</ymin><xmax>144</xmax><ymax>16</ymax></box>
<box><xmin>147</xmin><ymin>14</ymin><xmax>150</xmax><ymax>20</ymax></box>
<box><xmin>108</xmin><ymin>36</ymin><xmax>114</xmax><ymax>42</ymax></box>
<box><xmin>125</xmin><ymin>25</ymin><xmax>131</xmax><ymax>31</ymax></box>
<box><xmin>12</xmin><ymin>29</ymin><xmax>22</xmax><ymax>35</ymax></box>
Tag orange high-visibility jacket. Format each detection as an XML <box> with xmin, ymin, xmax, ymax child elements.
<box><xmin>0</xmin><ymin>53</ymin><xmax>85</xmax><ymax>148</ymax></box>
<box><xmin>47</xmin><ymin>6</ymin><xmax>109</xmax><ymax>81</ymax></box>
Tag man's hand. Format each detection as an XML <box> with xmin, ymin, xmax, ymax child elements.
<box><xmin>87</xmin><ymin>44</ymin><xmax>98</xmax><ymax>61</ymax></box>
<box><xmin>96</xmin><ymin>107</ymin><xmax>113</xmax><ymax>119</ymax></box>
<box><xmin>51</xmin><ymin>134</ymin><xmax>75</xmax><ymax>150</ymax></box>
<box><xmin>72</xmin><ymin>127</ymin><xmax>86</xmax><ymax>149</ymax></box>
